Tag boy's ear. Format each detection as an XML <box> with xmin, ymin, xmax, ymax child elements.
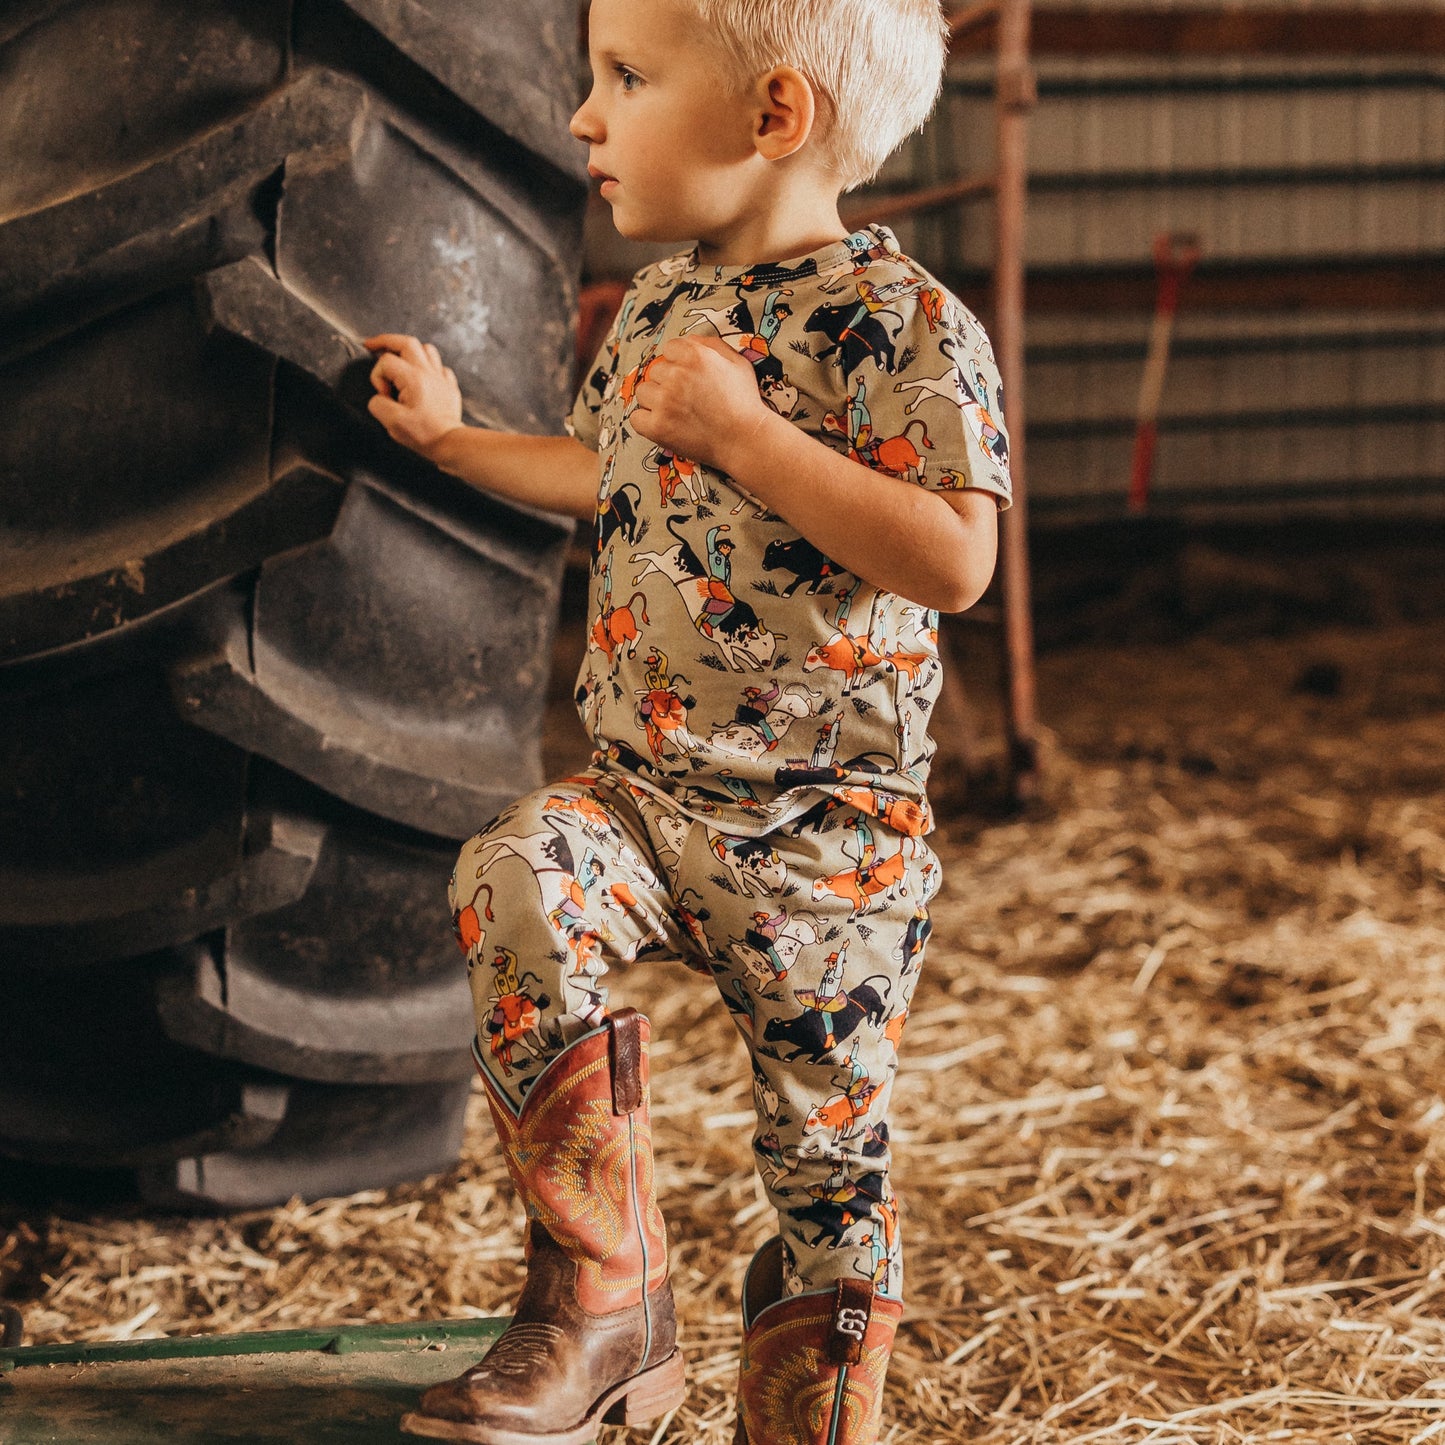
<box><xmin>753</xmin><ymin>64</ymin><xmax>816</xmax><ymax>161</ymax></box>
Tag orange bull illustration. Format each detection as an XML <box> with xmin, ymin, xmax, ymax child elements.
<box><xmin>802</xmin><ymin>630</ymin><xmax>889</xmax><ymax>695</ymax></box>
<box><xmin>590</xmin><ymin>592</ymin><xmax>650</xmax><ymax>672</ymax></box>
<box><xmin>803</xmin><ymin>1083</ymin><xmax>881</xmax><ymax>1139</ymax></box>
<box><xmin>811</xmin><ymin>846</ymin><xmax>908</xmax><ymax>916</ymax></box>
<box><xmin>453</xmin><ymin>881</ymin><xmax>494</xmax><ymax>954</ymax></box>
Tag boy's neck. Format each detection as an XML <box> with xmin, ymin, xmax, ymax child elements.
<box><xmin>692</xmin><ymin>190</ymin><xmax>849</xmax><ymax>268</ymax></box>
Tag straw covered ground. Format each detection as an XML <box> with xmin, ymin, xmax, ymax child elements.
<box><xmin>3</xmin><ymin>588</ymin><xmax>1443</xmax><ymax>1443</ymax></box>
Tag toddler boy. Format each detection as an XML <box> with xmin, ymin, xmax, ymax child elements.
<box><xmin>366</xmin><ymin>0</ymin><xmax>1010</xmax><ymax>1440</ymax></box>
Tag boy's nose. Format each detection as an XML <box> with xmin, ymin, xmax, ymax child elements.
<box><xmin>569</xmin><ymin>90</ymin><xmax>603</xmax><ymax>143</ymax></box>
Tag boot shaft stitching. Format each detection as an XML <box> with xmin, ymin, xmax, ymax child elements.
<box><xmin>627</xmin><ymin>1109</ymin><xmax>655</xmax><ymax>1365</ymax></box>
<box><xmin>826</xmin><ymin>1362</ymin><xmax>849</xmax><ymax>1445</ymax></box>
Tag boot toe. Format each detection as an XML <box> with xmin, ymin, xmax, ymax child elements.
<box><xmin>414</xmin><ymin>1374</ymin><xmax>485</xmax><ymax>1425</ymax></box>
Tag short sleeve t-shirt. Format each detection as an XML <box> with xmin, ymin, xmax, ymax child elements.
<box><xmin>566</xmin><ymin>224</ymin><xmax>1012</xmax><ymax>839</ymax></box>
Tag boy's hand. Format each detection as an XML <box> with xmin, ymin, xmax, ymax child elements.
<box><xmin>631</xmin><ymin>337</ymin><xmax>773</xmax><ymax>472</ymax></box>
<box><xmin>362</xmin><ymin>333</ymin><xmax>464</xmax><ymax>459</ymax></box>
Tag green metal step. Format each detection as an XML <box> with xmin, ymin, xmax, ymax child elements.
<box><xmin>0</xmin><ymin>1318</ymin><xmax>512</xmax><ymax>1444</ymax></box>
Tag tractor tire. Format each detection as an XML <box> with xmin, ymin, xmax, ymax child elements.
<box><xmin>0</xmin><ymin>0</ymin><xmax>586</xmax><ymax>1208</ymax></box>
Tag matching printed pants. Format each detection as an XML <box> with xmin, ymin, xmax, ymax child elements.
<box><xmin>448</xmin><ymin>765</ymin><xmax>939</xmax><ymax>1301</ymax></box>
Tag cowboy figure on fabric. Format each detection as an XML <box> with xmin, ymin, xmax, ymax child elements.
<box><xmin>362</xmin><ymin>2</ymin><xmax>1011</xmax><ymax>1441</ymax></box>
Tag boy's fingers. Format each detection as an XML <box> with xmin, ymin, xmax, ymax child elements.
<box><xmin>370</xmin><ymin>352</ymin><xmax>411</xmax><ymax>396</ymax></box>
<box><xmin>363</xmin><ymin>333</ymin><xmax>429</xmax><ymax>368</ymax></box>
<box><xmin>367</xmin><ymin>392</ymin><xmax>404</xmax><ymax>427</ymax></box>
<box><xmin>424</xmin><ymin>342</ymin><xmax>442</xmax><ymax>366</ymax></box>
<box><xmin>363</xmin><ymin>333</ymin><xmax>413</xmax><ymax>352</ymax></box>
<box><xmin>697</xmin><ymin>336</ymin><xmax>749</xmax><ymax>368</ymax></box>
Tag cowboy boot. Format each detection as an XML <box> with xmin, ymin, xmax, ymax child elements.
<box><xmin>402</xmin><ymin>1009</ymin><xmax>683</xmax><ymax>1445</ymax></box>
<box><xmin>733</xmin><ymin>1237</ymin><xmax>904</xmax><ymax>1445</ymax></box>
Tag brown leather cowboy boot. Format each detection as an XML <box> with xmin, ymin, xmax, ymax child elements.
<box><xmin>402</xmin><ymin>1009</ymin><xmax>683</xmax><ymax>1445</ymax></box>
<box><xmin>734</xmin><ymin>1236</ymin><xmax>904</xmax><ymax>1445</ymax></box>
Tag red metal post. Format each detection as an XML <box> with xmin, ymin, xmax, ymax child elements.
<box><xmin>1128</xmin><ymin>231</ymin><xmax>1201</xmax><ymax>514</ymax></box>
<box><xmin>993</xmin><ymin>0</ymin><xmax>1040</xmax><ymax>799</ymax></box>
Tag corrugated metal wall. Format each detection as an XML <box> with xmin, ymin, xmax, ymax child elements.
<box><xmin>880</xmin><ymin>27</ymin><xmax>1445</xmax><ymax>518</ymax></box>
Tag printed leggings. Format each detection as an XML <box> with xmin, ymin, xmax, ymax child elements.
<box><xmin>447</xmin><ymin>764</ymin><xmax>939</xmax><ymax>1301</ymax></box>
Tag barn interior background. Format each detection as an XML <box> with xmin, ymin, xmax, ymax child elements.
<box><xmin>2</xmin><ymin>0</ymin><xmax>1443</xmax><ymax>1442</ymax></box>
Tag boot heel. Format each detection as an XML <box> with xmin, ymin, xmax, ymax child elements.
<box><xmin>606</xmin><ymin>1350</ymin><xmax>687</xmax><ymax>1425</ymax></box>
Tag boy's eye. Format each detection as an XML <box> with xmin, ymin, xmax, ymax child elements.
<box><xmin>615</xmin><ymin>65</ymin><xmax>641</xmax><ymax>91</ymax></box>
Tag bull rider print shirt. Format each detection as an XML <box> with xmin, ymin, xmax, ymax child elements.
<box><xmin>566</xmin><ymin>224</ymin><xmax>1012</xmax><ymax>840</ymax></box>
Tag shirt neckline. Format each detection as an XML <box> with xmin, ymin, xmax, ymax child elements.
<box><xmin>682</xmin><ymin>224</ymin><xmax>900</xmax><ymax>282</ymax></box>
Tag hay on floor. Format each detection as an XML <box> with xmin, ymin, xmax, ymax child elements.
<box><xmin>3</xmin><ymin>618</ymin><xmax>1443</xmax><ymax>1444</ymax></box>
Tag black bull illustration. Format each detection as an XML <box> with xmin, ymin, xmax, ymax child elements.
<box><xmin>804</xmin><ymin>302</ymin><xmax>902</xmax><ymax>379</ymax></box>
<box><xmin>761</xmin><ymin>981</ymin><xmax>888</xmax><ymax>1062</ymax></box>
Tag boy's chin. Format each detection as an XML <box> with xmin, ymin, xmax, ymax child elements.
<box><xmin>608</xmin><ymin>205</ymin><xmax>694</xmax><ymax>246</ymax></box>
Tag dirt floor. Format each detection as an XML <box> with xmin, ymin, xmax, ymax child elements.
<box><xmin>3</xmin><ymin>533</ymin><xmax>1444</xmax><ymax>1443</ymax></box>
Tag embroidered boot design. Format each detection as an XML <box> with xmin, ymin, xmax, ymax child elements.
<box><xmin>734</xmin><ymin>1236</ymin><xmax>903</xmax><ymax>1445</ymax></box>
<box><xmin>402</xmin><ymin>1010</ymin><xmax>682</xmax><ymax>1445</ymax></box>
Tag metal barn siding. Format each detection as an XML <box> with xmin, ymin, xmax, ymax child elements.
<box><xmin>891</xmin><ymin>61</ymin><xmax>1445</xmax><ymax>268</ymax></box>
<box><xmin>1021</xmin><ymin>310</ymin><xmax>1445</xmax><ymax>513</ymax></box>
<box><xmin>876</xmin><ymin>39</ymin><xmax>1445</xmax><ymax>517</ymax></box>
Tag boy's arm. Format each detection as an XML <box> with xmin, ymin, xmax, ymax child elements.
<box><xmin>631</xmin><ymin>337</ymin><xmax>999</xmax><ymax>613</ymax></box>
<box><xmin>363</xmin><ymin>333</ymin><xmax>599</xmax><ymax>521</ymax></box>
<box><xmin>425</xmin><ymin>428</ymin><xmax>600</xmax><ymax>521</ymax></box>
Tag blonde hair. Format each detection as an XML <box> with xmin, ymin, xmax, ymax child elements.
<box><xmin>677</xmin><ymin>0</ymin><xmax>950</xmax><ymax>191</ymax></box>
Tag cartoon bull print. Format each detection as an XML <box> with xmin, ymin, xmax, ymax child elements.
<box><xmin>470</xmin><ymin>818</ymin><xmax>575</xmax><ymax>885</ymax></box>
<box><xmin>730</xmin><ymin>908</ymin><xmax>821</xmax><ymax>989</ymax></box>
<box><xmin>646</xmin><ymin>446</ymin><xmax>709</xmax><ymax>507</ymax></box>
<box><xmin>761</xmin><ymin>536</ymin><xmax>845</xmax><ymax>596</ymax></box>
<box><xmin>635</xmin><ymin>647</ymin><xmax>702</xmax><ymax>764</ymax></box>
<box><xmin>792</xmin><ymin>945</ymin><xmax>887</xmax><ymax>1053</ymax></box>
<box><xmin>827</xmin><ymin>785</ymin><xmax>928</xmax><ymax>837</ymax></box>
<box><xmin>821</xmin><ymin>367</ymin><xmax>934</xmax><ymax>480</ymax></box>
<box><xmin>481</xmin><ymin>947</ymin><xmax>551</xmax><ymax>1078</ymax></box>
<box><xmin>681</xmin><ymin>294</ymin><xmax>801</xmax><ymax>418</ymax></box>
<box><xmin>812</xmin><ymin>843</ymin><xmax>910</xmax><ymax>918</ymax></box>
<box><xmin>590</xmin><ymin>592</ymin><xmax>650</xmax><ymax>676</ymax></box>
<box><xmin>811</xmin><ymin>815</ymin><xmax>914</xmax><ymax>918</ymax></box>
<box><xmin>674</xmin><ymin>886</ymin><xmax>715</xmax><ymax>958</ymax></box>
<box><xmin>880</xmin><ymin>648</ymin><xmax>937</xmax><ymax>697</ymax></box>
<box><xmin>616</xmin><ymin>346</ymin><xmax>660</xmax><ymax>414</ymax></box>
<box><xmin>917</xmin><ymin>286</ymin><xmax>945</xmax><ymax>332</ymax></box>
<box><xmin>804</xmin><ymin>299</ymin><xmax>902</xmax><ymax>380</ymax></box>
<box><xmin>787</xmin><ymin>1196</ymin><xmax>872</xmax><ymax>1251</ymax></box>
<box><xmin>593</xmin><ymin>471</ymin><xmax>642</xmax><ymax>557</ymax></box>
<box><xmin>756</xmin><ymin>1129</ymin><xmax>798</xmax><ymax>1189</ymax></box>
<box><xmin>803</xmin><ymin>630</ymin><xmax>890</xmax><ymax>696</ymax></box>
<box><xmin>891</xmin><ymin>368</ymin><xmax>963</xmax><ymax>418</ymax></box>
<box><xmin>707</xmin><ymin>829</ymin><xmax>787</xmax><ymax>898</ymax></box>
<box><xmin>651</xmin><ymin>810</ymin><xmax>691</xmax><ymax>870</ymax></box>
<box><xmin>752</xmin><ymin>1068</ymin><xmax>781</xmax><ymax>1122</ymax></box>
<box><xmin>802</xmin><ymin>1083</ymin><xmax>882</xmax><ymax>1145</ymax></box>
<box><xmin>451</xmin><ymin>879</ymin><xmax>494</xmax><ymax>958</ymax></box>
<box><xmin>709</xmin><ymin>681</ymin><xmax>821</xmax><ymax>761</ymax></box>
<box><xmin>896</xmin><ymin>898</ymin><xmax>932</xmax><ymax>977</ymax></box>
<box><xmin>761</xmin><ymin>981</ymin><xmax>889</xmax><ymax>1064</ymax></box>
<box><xmin>944</xmin><ymin>336</ymin><xmax>1009</xmax><ymax>469</ymax></box>
<box><xmin>541</xmin><ymin>783</ymin><xmax>613</xmax><ymax>834</ymax></box>
<box><xmin>470</xmin><ymin>820</ymin><xmax>603</xmax><ymax>972</ymax></box>
<box><xmin>633</xmin><ymin>279</ymin><xmax>711</xmax><ymax>336</ymax></box>
<box><xmin>631</xmin><ymin>517</ymin><xmax>780</xmax><ymax>671</ymax></box>
<box><xmin>879</xmin><ymin>1004</ymin><xmax>908</xmax><ymax>1060</ymax></box>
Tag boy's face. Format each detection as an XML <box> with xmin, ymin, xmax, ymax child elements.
<box><xmin>570</xmin><ymin>0</ymin><xmax>759</xmax><ymax>244</ymax></box>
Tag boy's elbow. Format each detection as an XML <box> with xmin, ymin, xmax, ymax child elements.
<box><xmin>936</xmin><ymin>571</ymin><xmax>991</xmax><ymax>615</ymax></box>
<box><xmin>936</xmin><ymin>539</ymin><xmax>998</xmax><ymax>614</ymax></box>
<box><xmin>930</xmin><ymin>490</ymin><xmax>999</xmax><ymax>613</ymax></box>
